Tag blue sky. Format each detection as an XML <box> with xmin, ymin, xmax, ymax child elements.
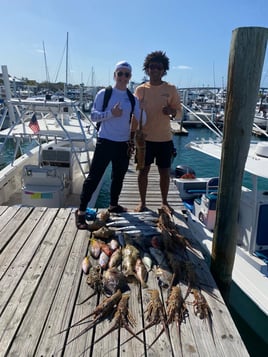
<box><xmin>1</xmin><ymin>0</ymin><xmax>267</xmax><ymax>88</ymax></box>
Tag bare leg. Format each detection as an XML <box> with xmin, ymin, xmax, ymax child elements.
<box><xmin>158</xmin><ymin>167</ymin><xmax>173</xmax><ymax>212</ymax></box>
<box><xmin>135</xmin><ymin>165</ymin><xmax>150</xmax><ymax>211</ymax></box>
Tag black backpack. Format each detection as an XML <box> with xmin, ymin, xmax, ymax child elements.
<box><xmin>96</xmin><ymin>85</ymin><xmax>135</xmax><ymax>131</ymax></box>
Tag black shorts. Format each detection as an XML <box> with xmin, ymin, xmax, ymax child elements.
<box><xmin>144</xmin><ymin>140</ymin><xmax>174</xmax><ymax>168</ymax></box>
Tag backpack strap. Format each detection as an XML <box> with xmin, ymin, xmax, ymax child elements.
<box><xmin>97</xmin><ymin>86</ymin><xmax>135</xmax><ymax>131</ymax></box>
<box><xmin>96</xmin><ymin>86</ymin><xmax>113</xmax><ymax>131</ymax></box>
<box><xmin>126</xmin><ymin>88</ymin><xmax>135</xmax><ymax>118</ymax></box>
<box><xmin>102</xmin><ymin>85</ymin><xmax>113</xmax><ymax>111</ymax></box>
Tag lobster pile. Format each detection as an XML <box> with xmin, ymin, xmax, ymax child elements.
<box><xmin>63</xmin><ymin>208</ymin><xmax>218</xmax><ymax>354</ymax></box>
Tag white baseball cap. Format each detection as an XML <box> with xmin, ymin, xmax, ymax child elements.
<box><xmin>114</xmin><ymin>61</ymin><xmax>132</xmax><ymax>72</ymax></box>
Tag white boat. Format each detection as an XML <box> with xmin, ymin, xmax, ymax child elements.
<box><xmin>173</xmin><ymin>139</ymin><xmax>268</xmax><ymax>345</ymax></box>
<box><xmin>0</xmin><ymin>94</ymin><xmax>101</xmax><ymax>209</ymax></box>
<box><xmin>254</xmin><ymin>112</ymin><xmax>268</xmax><ymax>129</ymax></box>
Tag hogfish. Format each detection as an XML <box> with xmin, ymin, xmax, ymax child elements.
<box><xmin>135</xmin><ymin>129</ymin><xmax>146</xmax><ymax>170</ymax></box>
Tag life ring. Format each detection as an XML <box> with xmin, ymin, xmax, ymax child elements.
<box><xmin>180</xmin><ymin>173</ymin><xmax>196</xmax><ymax>179</ymax></box>
<box><xmin>175</xmin><ymin>165</ymin><xmax>196</xmax><ymax>178</ymax></box>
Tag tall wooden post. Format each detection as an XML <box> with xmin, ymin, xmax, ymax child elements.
<box><xmin>210</xmin><ymin>27</ymin><xmax>268</xmax><ymax>298</ymax></box>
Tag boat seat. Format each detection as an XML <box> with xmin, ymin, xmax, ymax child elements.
<box><xmin>186</xmin><ymin>177</ymin><xmax>219</xmax><ymax>197</ymax></box>
<box><xmin>206</xmin><ymin>177</ymin><xmax>219</xmax><ymax>195</ymax></box>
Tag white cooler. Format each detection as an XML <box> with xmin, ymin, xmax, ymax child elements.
<box><xmin>22</xmin><ymin>165</ymin><xmax>64</xmax><ymax>207</ymax></box>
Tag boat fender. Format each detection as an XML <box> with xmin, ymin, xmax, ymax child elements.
<box><xmin>198</xmin><ymin>212</ymin><xmax>205</xmax><ymax>223</ymax></box>
<box><xmin>175</xmin><ymin>165</ymin><xmax>196</xmax><ymax>178</ymax></box>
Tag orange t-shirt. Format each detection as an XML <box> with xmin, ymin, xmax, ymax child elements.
<box><xmin>135</xmin><ymin>82</ymin><xmax>181</xmax><ymax>142</ymax></box>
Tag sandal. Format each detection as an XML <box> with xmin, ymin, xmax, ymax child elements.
<box><xmin>75</xmin><ymin>210</ymin><xmax>88</xmax><ymax>230</ymax></box>
<box><xmin>108</xmin><ymin>205</ymin><xmax>128</xmax><ymax>213</ymax></box>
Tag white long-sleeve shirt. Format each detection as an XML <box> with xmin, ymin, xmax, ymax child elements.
<box><xmin>91</xmin><ymin>87</ymin><xmax>145</xmax><ymax>142</ymax></box>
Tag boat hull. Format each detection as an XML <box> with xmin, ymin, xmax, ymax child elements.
<box><xmin>229</xmin><ymin>281</ymin><xmax>268</xmax><ymax>346</ymax></box>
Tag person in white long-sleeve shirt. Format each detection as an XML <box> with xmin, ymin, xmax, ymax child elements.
<box><xmin>75</xmin><ymin>61</ymin><xmax>145</xmax><ymax>229</ymax></box>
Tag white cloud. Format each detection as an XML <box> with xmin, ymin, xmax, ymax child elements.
<box><xmin>173</xmin><ymin>65</ymin><xmax>192</xmax><ymax>70</ymax></box>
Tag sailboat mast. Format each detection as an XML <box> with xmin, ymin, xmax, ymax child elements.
<box><xmin>66</xmin><ymin>32</ymin><xmax>68</xmax><ymax>87</ymax></box>
<box><xmin>43</xmin><ymin>41</ymin><xmax>50</xmax><ymax>83</ymax></box>
<box><xmin>64</xmin><ymin>32</ymin><xmax>69</xmax><ymax>97</ymax></box>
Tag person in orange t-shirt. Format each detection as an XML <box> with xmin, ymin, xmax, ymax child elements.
<box><xmin>134</xmin><ymin>50</ymin><xmax>182</xmax><ymax>213</ymax></box>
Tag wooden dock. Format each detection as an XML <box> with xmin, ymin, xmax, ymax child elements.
<box><xmin>0</xmin><ymin>161</ymin><xmax>249</xmax><ymax>356</ymax></box>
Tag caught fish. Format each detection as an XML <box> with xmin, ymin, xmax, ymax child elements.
<box><xmin>141</xmin><ymin>251</ymin><xmax>153</xmax><ymax>272</ymax></box>
<box><xmin>86</xmin><ymin>265</ymin><xmax>103</xmax><ymax>293</ymax></box>
<box><xmin>82</xmin><ymin>256</ymin><xmax>92</xmax><ymax>274</ymax></box>
<box><xmin>99</xmin><ymin>251</ymin><xmax>110</xmax><ymax>269</ymax></box>
<box><xmin>122</xmin><ymin>244</ymin><xmax>140</xmax><ymax>277</ymax></box>
<box><xmin>93</xmin><ymin>226</ymin><xmax>115</xmax><ymax>239</ymax></box>
<box><xmin>87</xmin><ymin>219</ymin><xmax>106</xmax><ymax>231</ymax></box>
<box><xmin>106</xmin><ymin>220</ymin><xmax>130</xmax><ymax>227</ymax></box>
<box><xmin>98</xmin><ymin>209</ymin><xmax>110</xmax><ymax>222</ymax></box>
<box><xmin>134</xmin><ymin>258</ymin><xmax>148</xmax><ymax>288</ymax></box>
<box><xmin>109</xmin><ymin>239</ymin><xmax>119</xmax><ymax>251</ymax></box>
<box><xmin>135</xmin><ymin>128</ymin><xmax>146</xmax><ymax>171</ymax></box>
<box><xmin>115</xmin><ymin>226</ymin><xmax>137</xmax><ymax>231</ymax></box>
<box><xmin>103</xmin><ymin>267</ymin><xmax>128</xmax><ymax>296</ymax></box>
<box><xmin>89</xmin><ymin>238</ymin><xmax>102</xmax><ymax>259</ymax></box>
<box><xmin>108</xmin><ymin>247</ymin><xmax>122</xmax><ymax>268</ymax></box>
<box><xmin>99</xmin><ymin>241</ymin><xmax>113</xmax><ymax>257</ymax></box>
<box><xmin>108</xmin><ymin>216</ymin><xmax>128</xmax><ymax>222</ymax></box>
<box><xmin>123</xmin><ymin>230</ymin><xmax>141</xmax><ymax>236</ymax></box>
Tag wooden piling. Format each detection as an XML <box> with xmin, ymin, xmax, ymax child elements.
<box><xmin>211</xmin><ymin>27</ymin><xmax>268</xmax><ymax>297</ymax></box>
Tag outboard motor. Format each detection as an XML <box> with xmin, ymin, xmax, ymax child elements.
<box><xmin>175</xmin><ymin>165</ymin><xmax>196</xmax><ymax>178</ymax></box>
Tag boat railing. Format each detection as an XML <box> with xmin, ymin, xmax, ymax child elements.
<box><xmin>0</xmin><ymin>106</ymin><xmax>9</xmax><ymax>130</ymax></box>
<box><xmin>252</xmin><ymin>122</ymin><xmax>268</xmax><ymax>137</ymax></box>
<box><xmin>181</xmin><ymin>103</ymin><xmax>223</xmax><ymax>139</ymax></box>
<box><xmin>0</xmin><ymin>111</ymin><xmax>96</xmax><ymax>180</ymax></box>
<box><xmin>50</xmin><ymin>105</ymin><xmax>95</xmax><ymax>179</ymax></box>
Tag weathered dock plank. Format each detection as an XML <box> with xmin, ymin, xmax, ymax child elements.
<box><xmin>33</xmin><ymin>212</ymin><xmax>88</xmax><ymax>357</ymax></box>
<box><xmin>0</xmin><ymin>162</ymin><xmax>249</xmax><ymax>356</ymax></box>
<box><xmin>118</xmin><ymin>160</ymin><xmax>183</xmax><ymax>212</ymax></box>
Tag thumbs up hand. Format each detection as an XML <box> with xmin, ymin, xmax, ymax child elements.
<box><xmin>111</xmin><ymin>102</ymin><xmax>123</xmax><ymax>117</ymax></box>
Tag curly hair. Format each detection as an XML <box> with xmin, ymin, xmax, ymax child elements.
<box><xmin>143</xmin><ymin>50</ymin><xmax>170</xmax><ymax>75</ymax></box>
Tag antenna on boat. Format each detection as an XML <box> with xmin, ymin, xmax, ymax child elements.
<box><xmin>1</xmin><ymin>65</ymin><xmax>16</xmax><ymax>124</ymax></box>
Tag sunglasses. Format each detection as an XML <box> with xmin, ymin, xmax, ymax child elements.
<box><xmin>117</xmin><ymin>71</ymin><xmax>131</xmax><ymax>78</ymax></box>
<box><xmin>148</xmin><ymin>63</ymin><xmax>164</xmax><ymax>70</ymax></box>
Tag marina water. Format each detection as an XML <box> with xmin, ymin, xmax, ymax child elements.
<box><xmin>1</xmin><ymin>127</ymin><xmax>267</xmax><ymax>355</ymax></box>
<box><xmin>97</xmin><ymin>127</ymin><xmax>268</xmax><ymax>207</ymax></box>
